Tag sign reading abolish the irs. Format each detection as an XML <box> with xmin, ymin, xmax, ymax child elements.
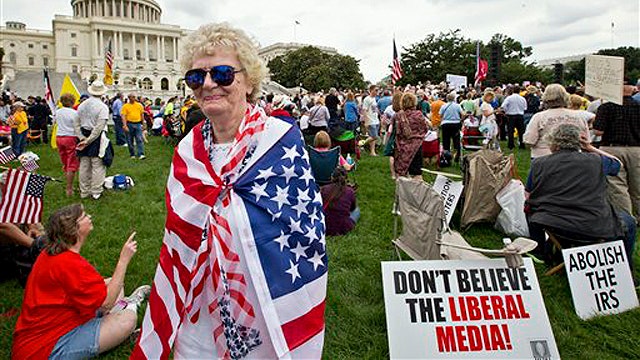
<box><xmin>381</xmin><ymin>259</ymin><xmax>558</xmax><ymax>359</ymax></box>
<box><xmin>562</xmin><ymin>240</ymin><xmax>639</xmax><ymax>320</ymax></box>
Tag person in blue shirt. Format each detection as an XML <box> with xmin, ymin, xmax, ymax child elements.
<box><xmin>110</xmin><ymin>93</ymin><xmax>126</xmax><ymax>146</ymax></box>
<box><xmin>439</xmin><ymin>93</ymin><xmax>464</xmax><ymax>161</ymax></box>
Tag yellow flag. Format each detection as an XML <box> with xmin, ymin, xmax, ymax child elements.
<box><xmin>58</xmin><ymin>74</ymin><xmax>81</xmax><ymax>107</ymax></box>
<box><xmin>104</xmin><ymin>38</ymin><xmax>114</xmax><ymax>85</ymax></box>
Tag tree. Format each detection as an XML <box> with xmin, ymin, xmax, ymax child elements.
<box><xmin>267</xmin><ymin>46</ymin><xmax>366</xmax><ymax>92</ymax></box>
<box><xmin>0</xmin><ymin>47</ymin><xmax>4</xmax><ymax>79</ymax></box>
<box><xmin>487</xmin><ymin>33</ymin><xmax>532</xmax><ymax>62</ymax></box>
<box><xmin>398</xmin><ymin>29</ymin><xmax>476</xmax><ymax>85</ymax></box>
<box><xmin>397</xmin><ymin>30</ymin><xmax>540</xmax><ymax>86</ymax></box>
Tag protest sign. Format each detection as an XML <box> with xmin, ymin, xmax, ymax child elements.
<box><xmin>446</xmin><ymin>74</ymin><xmax>468</xmax><ymax>92</ymax></box>
<box><xmin>381</xmin><ymin>259</ymin><xmax>558</xmax><ymax>359</ymax></box>
<box><xmin>432</xmin><ymin>175</ymin><xmax>463</xmax><ymax>226</ymax></box>
<box><xmin>562</xmin><ymin>240</ymin><xmax>638</xmax><ymax>320</ymax></box>
<box><xmin>585</xmin><ymin>54</ymin><xmax>624</xmax><ymax>105</ymax></box>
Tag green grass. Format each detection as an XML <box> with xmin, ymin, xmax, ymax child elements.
<box><xmin>1</xmin><ymin>137</ymin><xmax>639</xmax><ymax>359</ymax></box>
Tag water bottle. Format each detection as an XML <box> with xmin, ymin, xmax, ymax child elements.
<box><xmin>346</xmin><ymin>153</ymin><xmax>354</xmax><ymax>166</ymax></box>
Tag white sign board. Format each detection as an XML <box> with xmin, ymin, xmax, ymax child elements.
<box><xmin>562</xmin><ymin>240</ymin><xmax>639</xmax><ymax>320</ymax></box>
<box><xmin>433</xmin><ymin>175</ymin><xmax>463</xmax><ymax>226</ymax></box>
<box><xmin>585</xmin><ymin>54</ymin><xmax>625</xmax><ymax>105</ymax></box>
<box><xmin>381</xmin><ymin>259</ymin><xmax>559</xmax><ymax>359</ymax></box>
<box><xmin>446</xmin><ymin>74</ymin><xmax>468</xmax><ymax>92</ymax></box>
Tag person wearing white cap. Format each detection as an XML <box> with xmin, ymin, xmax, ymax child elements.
<box><xmin>74</xmin><ymin>80</ymin><xmax>109</xmax><ymax>200</ymax></box>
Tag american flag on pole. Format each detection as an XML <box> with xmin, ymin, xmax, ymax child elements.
<box><xmin>474</xmin><ymin>41</ymin><xmax>488</xmax><ymax>86</ymax></box>
<box><xmin>392</xmin><ymin>38</ymin><xmax>403</xmax><ymax>84</ymax></box>
<box><xmin>0</xmin><ymin>169</ymin><xmax>50</xmax><ymax>223</ymax></box>
<box><xmin>104</xmin><ymin>38</ymin><xmax>114</xmax><ymax>85</ymax></box>
<box><xmin>132</xmin><ymin>106</ymin><xmax>327</xmax><ymax>360</ymax></box>
<box><xmin>0</xmin><ymin>146</ymin><xmax>16</xmax><ymax>165</ymax></box>
<box><xmin>43</xmin><ymin>68</ymin><xmax>56</xmax><ymax>114</ymax></box>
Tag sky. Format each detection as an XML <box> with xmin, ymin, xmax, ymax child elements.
<box><xmin>1</xmin><ymin>0</ymin><xmax>638</xmax><ymax>82</ymax></box>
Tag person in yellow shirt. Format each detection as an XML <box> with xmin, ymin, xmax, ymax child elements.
<box><xmin>8</xmin><ymin>101</ymin><xmax>28</xmax><ymax>156</ymax></box>
<box><xmin>121</xmin><ymin>94</ymin><xmax>146</xmax><ymax>159</ymax></box>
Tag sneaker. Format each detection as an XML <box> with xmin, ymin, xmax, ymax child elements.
<box><xmin>130</xmin><ymin>156</ymin><xmax>136</xmax><ymax>159</ymax></box>
<box><xmin>139</xmin><ymin>155</ymin><xmax>146</xmax><ymax>160</ymax></box>
<box><xmin>125</xmin><ymin>285</ymin><xmax>151</xmax><ymax>306</ymax></box>
<box><xmin>92</xmin><ymin>194</ymin><xmax>101</xmax><ymax>200</ymax></box>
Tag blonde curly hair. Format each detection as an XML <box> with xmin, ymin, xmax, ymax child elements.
<box><xmin>180</xmin><ymin>23</ymin><xmax>267</xmax><ymax>102</ymax></box>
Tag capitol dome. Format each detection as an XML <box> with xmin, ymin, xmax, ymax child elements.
<box><xmin>70</xmin><ymin>0</ymin><xmax>162</xmax><ymax>24</ymax></box>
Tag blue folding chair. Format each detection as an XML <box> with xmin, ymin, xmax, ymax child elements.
<box><xmin>307</xmin><ymin>146</ymin><xmax>340</xmax><ymax>186</ymax></box>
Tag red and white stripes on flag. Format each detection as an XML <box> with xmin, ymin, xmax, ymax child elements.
<box><xmin>131</xmin><ymin>105</ymin><xmax>327</xmax><ymax>359</ymax></box>
<box><xmin>392</xmin><ymin>39</ymin><xmax>403</xmax><ymax>84</ymax></box>
<box><xmin>0</xmin><ymin>169</ymin><xmax>50</xmax><ymax>224</ymax></box>
<box><xmin>474</xmin><ymin>41</ymin><xmax>488</xmax><ymax>86</ymax></box>
<box><xmin>43</xmin><ymin>69</ymin><xmax>56</xmax><ymax>114</ymax></box>
<box><xmin>0</xmin><ymin>146</ymin><xmax>16</xmax><ymax>165</ymax></box>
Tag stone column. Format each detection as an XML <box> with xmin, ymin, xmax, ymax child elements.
<box><xmin>129</xmin><ymin>1</ymin><xmax>132</xmax><ymax>19</ymax></box>
<box><xmin>119</xmin><ymin>31</ymin><xmax>124</xmax><ymax>59</ymax></box>
<box><xmin>144</xmin><ymin>34</ymin><xmax>149</xmax><ymax>61</ymax></box>
<box><xmin>99</xmin><ymin>29</ymin><xmax>104</xmax><ymax>57</ymax></box>
<box><xmin>174</xmin><ymin>37</ymin><xmax>178</xmax><ymax>62</ymax></box>
<box><xmin>93</xmin><ymin>30</ymin><xmax>99</xmax><ymax>57</ymax></box>
<box><xmin>132</xmin><ymin>33</ymin><xmax>137</xmax><ymax>61</ymax></box>
<box><xmin>160</xmin><ymin>36</ymin><xmax>164</xmax><ymax>61</ymax></box>
<box><xmin>156</xmin><ymin>36</ymin><xmax>161</xmax><ymax>61</ymax></box>
<box><xmin>120</xmin><ymin>0</ymin><xmax>124</xmax><ymax>17</ymax></box>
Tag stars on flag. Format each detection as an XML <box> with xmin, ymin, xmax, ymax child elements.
<box><xmin>250</xmin><ymin>182</ymin><xmax>269</xmax><ymax>202</ymax></box>
<box><xmin>281</xmin><ymin>145</ymin><xmax>300</xmax><ymax>163</ymax></box>
<box><xmin>307</xmin><ymin>251</ymin><xmax>325</xmax><ymax>271</ymax></box>
<box><xmin>285</xmin><ymin>260</ymin><xmax>301</xmax><ymax>283</ymax></box>
<box><xmin>247</xmin><ymin>142</ymin><xmax>326</xmax><ymax>286</ymax></box>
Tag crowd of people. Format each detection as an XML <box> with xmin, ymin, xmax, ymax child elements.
<box><xmin>1</xmin><ymin>19</ymin><xmax>640</xmax><ymax>359</ymax></box>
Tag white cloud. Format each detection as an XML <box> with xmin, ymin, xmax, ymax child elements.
<box><xmin>2</xmin><ymin>0</ymin><xmax>638</xmax><ymax>82</ymax></box>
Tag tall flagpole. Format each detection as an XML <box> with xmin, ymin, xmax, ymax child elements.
<box><xmin>611</xmin><ymin>21</ymin><xmax>614</xmax><ymax>48</ymax></box>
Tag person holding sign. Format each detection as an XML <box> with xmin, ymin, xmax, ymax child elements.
<box><xmin>525</xmin><ymin>123</ymin><xmax>636</xmax><ymax>271</ymax></box>
<box><xmin>593</xmin><ymin>79</ymin><xmax>640</xmax><ymax>224</ymax></box>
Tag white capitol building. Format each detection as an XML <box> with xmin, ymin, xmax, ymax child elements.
<box><xmin>0</xmin><ymin>0</ymin><xmax>338</xmax><ymax>99</ymax></box>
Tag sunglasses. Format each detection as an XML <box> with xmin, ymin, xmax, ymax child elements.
<box><xmin>184</xmin><ymin>65</ymin><xmax>244</xmax><ymax>90</ymax></box>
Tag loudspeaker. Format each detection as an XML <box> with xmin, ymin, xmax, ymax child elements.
<box><xmin>554</xmin><ymin>63</ymin><xmax>564</xmax><ymax>84</ymax></box>
<box><xmin>489</xmin><ymin>44</ymin><xmax>502</xmax><ymax>83</ymax></box>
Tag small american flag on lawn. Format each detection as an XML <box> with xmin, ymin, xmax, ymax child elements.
<box><xmin>0</xmin><ymin>168</ymin><xmax>50</xmax><ymax>223</ymax></box>
<box><xmin>20</xmin><ymin>158</ymin><xmax>39</xmax><ymax>172</ymax></box>
<box><xmin>0</xmin><ymin>146</ymin><xmax>15</xmax><ymax>165</ymax></box>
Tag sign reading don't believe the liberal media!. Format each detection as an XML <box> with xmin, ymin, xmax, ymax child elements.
<box><xmin>562</xmin><ymin>240</ymin><xmax>639</xmax><ymax>320</ymax></box>
<box><xmin>381</xmin><ymin>259</ymin><xmax>558</xmax><ymax>359</ymax></box>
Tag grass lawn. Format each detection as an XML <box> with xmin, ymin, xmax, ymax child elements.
<box><xmin>1</xmin><ymin>135</ymin><xmax>639</xmax><ymax>359</ymax></box>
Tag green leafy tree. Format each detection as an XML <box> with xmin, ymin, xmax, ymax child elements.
<box><xmin>267</xmin><ymin>46</ymin><xmax>365</xmax><ymax>92</ymax></box>
<box><xmin>398</xmin><ymin>29</ymin><xmax>476</xmax><ymax>85</ymax></box>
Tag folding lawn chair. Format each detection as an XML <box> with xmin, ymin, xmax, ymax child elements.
<box><xmin>307</xmin><ymin>146</ymin><xmax>340</xmax><ymax>186</ymax></box>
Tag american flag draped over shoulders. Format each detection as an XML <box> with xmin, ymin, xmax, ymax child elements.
<box><xmin>132</xmin><ymin>105</ymin><xmax>327</xmax><ymax>360</ymax></box>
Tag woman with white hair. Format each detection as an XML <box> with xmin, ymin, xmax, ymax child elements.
<box><xmin>132</xmin><ymin>23</ymin><xmax>326</xmax><ymax>360</ymax></box>
<box><xmin>523</xmin><ymin>84</ymin><xmax>590</xmax><ymax>158</ymax></box>
<box><xmin>525</xmin><ymin>124</ymin><xmax>636</xmax><ymax>270</ymax></box>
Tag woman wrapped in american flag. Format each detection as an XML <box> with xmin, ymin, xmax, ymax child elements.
<box><xmin>131</xmin><ymin>23</ymin><xmax>328</xmax><ymax>360</ymax></box>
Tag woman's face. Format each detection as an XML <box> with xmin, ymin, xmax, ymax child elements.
<box><xmin>76</xmin><ymin>212</ymin><xmax>93</xmax><ymax>239</ymax></box>
<box><xmin>190</xmin><ymin>47</ymin><xmax>253</xmax><ymax>122</ymax></box>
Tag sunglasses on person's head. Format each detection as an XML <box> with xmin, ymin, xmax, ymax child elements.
<box><xmin>184</xmin><ymin>65</ymin><xmax>244</xmax><ymax>90</ymax></box>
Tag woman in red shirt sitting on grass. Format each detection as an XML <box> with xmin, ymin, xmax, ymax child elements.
<box><xmin>12</xmin><ymin>204</ymin><xmax>150</xmax><ymax>360</ymax></box>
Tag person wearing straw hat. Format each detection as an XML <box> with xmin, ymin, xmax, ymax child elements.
<box><xmin>75</xmin><ymin>81</ymin><xmax>109</xmax><ymax>200</ymax></box>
